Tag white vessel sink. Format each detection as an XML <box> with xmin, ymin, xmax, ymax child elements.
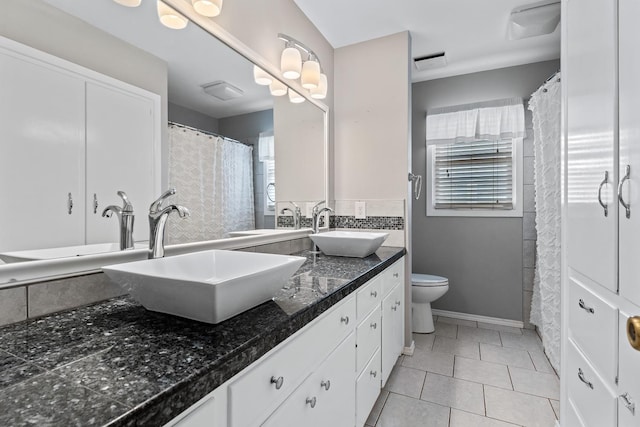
<box><xmin>309</xmin><ymin>231</ymin><xmax>389</xmax><ymax>258</ymax></box>
<box><xmin>0</xmin><ymin>242</ymin><xmax>148</xmax><ymax>263</ymax></box>
<box><xmin>102</xmin><ymin>250</ymin><xmax>306</xmax><ymax>324</ymax></box>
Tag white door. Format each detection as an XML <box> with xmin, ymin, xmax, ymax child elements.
<box><xmin>565</xmin><ymin>0</ymin><xmax>618</xmax><ymax>293</ymax></box>
<box><xmin>0</xmin><ymin>50</ymin><xmax>85</xmax><ymax>252</ymax></box>
<box><xmin>618</xmin><ymin>0</ymin><xmax>640</xmax><ymax>307</ymax></box>
<box><xmin>85</xmin><ymin>81</ymin><xmax>159</xmax><ymax>245</ymax></box>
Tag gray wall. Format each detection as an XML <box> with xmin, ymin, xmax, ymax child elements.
<box><xmin>412</xmin><ymin>59</ymin><xmax>560</xmax><ymax>322</ymax></box>
<box><xmin>168</xmin><ymin>102</ymin><xmax>219</xmax><ymax>133</ymax></box>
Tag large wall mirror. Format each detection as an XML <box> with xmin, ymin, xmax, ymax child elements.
<box><xmin>0</xmin><ymin>0</ymin><xmax>327</xmax><ymax>284</ymax></box>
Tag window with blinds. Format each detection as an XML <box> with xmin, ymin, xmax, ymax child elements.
<box><xmin>433</xmin><ymin>139</ymin><xmax>514</xmax><ymax>210</ymax></box>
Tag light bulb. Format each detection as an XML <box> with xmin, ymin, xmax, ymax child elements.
<box><xmin>281</xmin><ymin>47</ymin><xmax>302</xmax><ymax>80</ymax></box>
<box><xmin>288</xmin><ymin>89</ymin><xmax>305</xmax><ymax>104</ymax></box>
<box><xmin>270</xmin><ymin>80</ymin><xmax>287</xmax><ymax>97</ymax></box>
<box><xmin>311</xmin><ymin>73</ymin><xmax>328</xmax><ymax>100</ymax></box>
<box><xmin>301</xmin><ymin>59</ymin><xmax>320</xmax><ymax>89</ymax></box>
<box><xmin>253</xmin><ymin>66</ymin><xmax>273</xmax><ymax>86</ymax></box>
<box><xmin>157</xmin><ymin>1</ymin><xmax>188</xmax><ymax>30</ymax></box>
<box><xmin>113</xmin><ymin>0</ymin><xmax>141</xmax><ymax>7</ymax></box>
<box><xmin>192</xmin><ymin>0</ymin><xmax>223</xmax><ymax>17</ymax></box>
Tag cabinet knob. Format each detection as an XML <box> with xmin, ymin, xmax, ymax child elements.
<box><xmin>306</xmin><ymin>396</ymin><xmax>317</xmax><ymax>408</ymax></box>
<box><xmin>371</xmin><ymin>290</ymin><xmax>378</xmax><ymax>298</ymax></box>
<box><xmin>620</xmin><ymin>392</ymin><xmax>636</xmax><ymax>415</ymax></box>
<box><xmin>370</xmin><ymin>322</ymin><xmax>377</xmax><ymax>330</ymax></box>
<box><xmin>391</xmin><ymin>305</ymin><xmax>397</xmax><ymax>311</ymax></box>
<box><xmin>321</xmin><ymin>380</ymin><xmax>331</xmax><ymax>391</ymax></box>
<box><xmin>395</xmin><ymin>300</ymin><xmax>401</xmax><ymax>306</ymax></box>
<box><xmin>370</xmin><ymin>370</ymin><xmax>377</xmax><ymax>378</ymax></box>
<box><xmin>577</xmin><ymin>368</ymin><xmax>593</xmax><ymax>390</ymax></box>
<box><xmin>627</xmin><ymin>316</ymin><xmax>640</xmax><ymax>351</ymax></box>
<box><xmin>340</xmin><ymin>316</ymin><xmax>349</xmax><ymax>325</ymax></box>
<box><xmin>393</xmin><ymin>273</ymin><xmax>399</xmax><ymax>278</ymax></box>
<box><xmin>270</xmin><ymin>376</ymin><xmax>284</xmax><ymax>390</ymax></box>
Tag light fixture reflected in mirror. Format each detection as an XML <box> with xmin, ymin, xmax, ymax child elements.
<box><xmin>253</xmin><ymin>66</ymin><xmax>273</xmax><ymax>86</ymax></box>
<box><xmin>288</xmin><ymin>88</ymin><xmax>305</xmax><ymax>104</ymax></box>
<box><xmin>192</xmin><ymin>0</ymin><xmax>223</xmax><ymax>17</ymax></box>
<box><xmin>281</xmin><ymin>45</ymin><xmax>302</xmax><ymax>80</ymax></box>
<box><xmin>270</xmin><ymin>80</ymin><xmax>287</xmax><ymax>96</ymax></box>
<box><xmin>113</xmin><ymin>0</ymin><xmax>142</xmax><ymax>7</ymax></box>
<box><xmin>157</xmin><ymin>1</ymin><xmax>189</xmax><ymax>29</ymax></box>
<box><xmin>301</xmin><ymin>57</ymin><xmax>320</xmax><ymax>89</ymax></box>
<box><xmin>310</xmin><ymin>73</ymin><xmax>327</xmax><ymax>99</ymax></box>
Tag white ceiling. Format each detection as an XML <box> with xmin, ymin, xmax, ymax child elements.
<box><xmin>43</xmin><ymin>0</ymin><xmax>273</xmax><ymax>119</ymax></box>
<box><xmin>293</xmin><ymin>0</ymin><xmax>561</xmax><ymax>82</ymax></box>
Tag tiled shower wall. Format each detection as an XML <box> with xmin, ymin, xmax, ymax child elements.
<box><xmin>522</xmin><ymin>107</ymin><xmax>537</xmax><ymax>330</ymax></box>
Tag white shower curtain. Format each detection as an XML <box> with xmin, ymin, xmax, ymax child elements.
<box><xmin>528</xmin><ymin>74</ymin><xmax>561</xmax><ymax>372</ymax></box>
<box><xmin>166</xmin><ymin>125</ymin><xmax>255</xmax><ymax>243</ymax></box>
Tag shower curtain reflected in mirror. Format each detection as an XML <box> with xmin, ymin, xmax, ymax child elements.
<box><xmin>528</xmin><ymin>74</ymin><xmax>561</xmax><ymax>372</ymax></box>
<box><xmin>167</xmin><ymin>124</ymin><xmax>255</xmax><ymax>244</ymax></box>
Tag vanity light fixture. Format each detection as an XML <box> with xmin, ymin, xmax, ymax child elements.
<box><xmin>157</xmin><ymin>1</ymin><xmax>189</xmax><ymax>30</ymax></box>
<box><xmin>301</xmin><ymin>55</ymin><xmax>320</xmax><ymax>89</ymax></box>
<box><xmin>280</xmin><ymin>43</ymin><xmax>302</xmax><ymax>80</ymax></box>
<box><xmin>269</xmin><ymin>80</ymin><xmax>287</xmax><ymax>97</ymax></box>
<box><xmin>253</xmin><ymin>66</ymin><xmax>273</xmax><ymax>86</ymax></box>
<box><xmin>288</xmin><ymin>89</ymin><xmax>305</xmax><ymax>104</ymax></box>
<box><xmin>192</xmin><ymin>0</ymin><xmax>223</xmax><ymax>17</ymax></box>
<box><xmin>310</xmin><ymin>73</ymin><xmax>328</xmax><ymax>99</ymax></box>
<box><xmin>113</xmin><ymin>0</ymin><xmax>142</xmax><ymax>7</ymax></box>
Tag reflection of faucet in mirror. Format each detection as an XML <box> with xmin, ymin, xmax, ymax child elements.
<box><xmin>311</xmin><ymin>203</ymin><xmax>333</xmax><ymax>254</ymax></box>
<box><xmin>148</xmin><ymin>188</ymin><xmax>190</xmax><ymax>259</ymax></box>
<box><xmin>102</xmin><ymin>191</ymin><xmax>135</xmax><ymax>251</ymax></box>
<box><xmin>280</xmin><ymin>202</ymin><xmax>302</xmax><ymax>229</ymax></box>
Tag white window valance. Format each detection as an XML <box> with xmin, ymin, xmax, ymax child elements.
<box><xmin>258</xmin><ymin>130</ymin><xmax>274</xmax><ymax>161</ymax></box>
<box><xmin>426</xmin><ymin>97</ymin><xmax>525</xmax><ymax>144</ymax></box>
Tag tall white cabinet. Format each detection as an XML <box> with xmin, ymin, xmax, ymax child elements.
<box><xmin>563</xmin><ymin>0</ymin><xmax>640</xmax><ymax>425</ymax></box>
<box><xmin>0</xmin><ymin>37</ymin><xmax>160</xmax><ymax>252</ymax></box>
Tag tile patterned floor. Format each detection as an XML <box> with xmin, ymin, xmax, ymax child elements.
<box><xmin>366</xmin><ymin>316</ymin><xmax>559</xmax><ymax>427</ymax></box>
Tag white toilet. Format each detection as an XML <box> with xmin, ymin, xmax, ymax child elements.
<box><xmin>411</xmin><ymin>273</ymin><xmax>449</xmax><ymax>333</ymax></box>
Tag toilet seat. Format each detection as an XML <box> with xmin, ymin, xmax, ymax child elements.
<box><xmin>411</xmin><ymin>273</ymin><xmax>448</xmax><ymax>287</ymax></box>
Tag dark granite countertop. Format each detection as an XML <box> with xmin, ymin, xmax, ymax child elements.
<box><xmin>0</xmin><ymin>247</ymin><xmax>405</xmax><ymax>427</ymax></box>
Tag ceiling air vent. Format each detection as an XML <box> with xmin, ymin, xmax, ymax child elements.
<box><xmin>202</xmin><ymin>81</ymin><xmax>244</xmax><ymax>101</ymax></box>
<box><xmin>414</xmin><ymin>52</ymin><xmax>447</xmax><ymax>71</ymax></box>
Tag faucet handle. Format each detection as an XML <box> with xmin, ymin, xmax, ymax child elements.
<box><xmin>117</xmin><ymin>191</ymin><xmax>134</xmax><ymax>212</ymax></box>
<box><xmin>150</xmin><ymin>188</ymin><xmax>176</xmax><ymax>213</ymax></box>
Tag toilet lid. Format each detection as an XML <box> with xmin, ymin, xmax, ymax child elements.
<box><xmin>411</xmin><ymin>273</ymin><xmax>448</xmax><ymax>287</ymax></box>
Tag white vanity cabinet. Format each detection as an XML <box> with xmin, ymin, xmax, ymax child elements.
<box><xmin>165</xmin><ymin>257</ymin><xmax>406</xmax><ymax>427</ymax></box>
<box><xmin>0</xmin><ymin>37</ymin><xmax>160</xmax><ymax>252</ymax></box>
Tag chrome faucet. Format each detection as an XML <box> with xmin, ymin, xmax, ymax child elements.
<box><xmin>280</xmin><ymin>202</ymin><xmax>302</xmax><ymax>229</ymax></box>
<box><xmin>148</xmin><ymin>188</ymin><xmax>190</xmax><ymax>259</ymax></box>
<box><xmin>102</xmin><ymin>191</ymin><xmax>135</xmax><ymax>250</ymax></box>
<box><xmin>311</xmin><ymin>202</ymin><xmax>333</xmax><ymax>254</ymax></box>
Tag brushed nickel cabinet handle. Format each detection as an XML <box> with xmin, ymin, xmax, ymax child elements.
<box><xmin>321</xmin><ymin>380</ymin><xmax>331</xmax><ymax>391</ymax></box>
<box><xmin>578</xmin><ymin>299</ymin><xmax>595</xmax><ymax>314</ymax></box>
<box><xmin>270</xmin><ymin>376</ymin><xmax>284</xmax><ymax>390</ymax></box>
<box><xmin>627</xmin><ymin>316</ymin><xmax>640</xmax><ymax>351</ymax></box>
<box><xmin>340</xmin><ymin>316</ymin><xmax>349</xmax><ymax>325</ymax></box>
<box><xmin>371</xmin><ymin>290</ymin><xmax>378</xmax><ymax>298</ymax></box>
<box><xmin>93</xmin><ymin>193</ymin><xmax>99</xmax><ymax>214</ymax></box>
<box><xmin>391</xmin><ymin>305</ymin><xmax>397</xmax><ymax>311</ymax></box>
<box><xmin>578</xmin><ymin>368</ymin><xmax>594</xmax><ymax>390</ymax></box>
<box><xmin>619</xmin><ymin>165</ymin><xmax>631</xmax><ymax>218</ymax></box>
<box><xmin>370</xmin><ymin>370</ymin><xmax>377</xmax><ymax>378</ymax></box>
<box><xmin>598</xmin><ymin>171</ymin><xmax>609</xmax><ymax>217</ymax></box>
<box><xmin>393</xmin><ymin>272</ymin><xmax>399</xmax><ymax>278</ymax></box>
<box><xmin>67</xmin><ymin>193</ymin><xmax>73</xmax><ymax>215</ymax></box>
<box><xmin>306</xmin><ymin>396</ymin><xmax>316</xmax><ymax>408</ymax></box>
<box><xmin>370</xmin><ymin>322</ymin><xmax>377</xmax><ymax>329</ymax></box>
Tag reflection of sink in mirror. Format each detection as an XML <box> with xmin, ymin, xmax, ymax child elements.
<box><xmin>0</xmin><ymin>242</ymin><xmax>148</xmax><ymax>263</ymax></box>
<box><xmin>102</xmin><ymin>250</ymin><xmax>305</xmax><ymax>324</ymax></box>
<box><xmin>309</xmin><ymin>231</ymin><xmax>389</xmax><ymax>258</ymax></box>
<box><xmin>227</xmin><ymin>229</ymin><xmax>298</xmax><ymax>237</ymax></box>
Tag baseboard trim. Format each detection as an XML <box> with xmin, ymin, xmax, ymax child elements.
<box><xmin>402</xmin><ymin>340</ymin><xmax>415</xmax><ymax>356</ymax></box>
<box><xmin>431</xmin><ymin>309</ymin><xmax>524</xmax><ymax>329</ymax></box>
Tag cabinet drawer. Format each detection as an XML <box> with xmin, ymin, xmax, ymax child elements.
<box><xmin>382</xmin><ymin>258</ymin><xmax>404</xmax><ymax>297</ymax></box>
<box><xmin>618</xmin><ymin>311</ymin><xmax>640</xmax><ymax>427</ymax></box>
<box><xmin>357</xmin><ymin>276</ymin><xmax>382</xmax><ymax>319</ymax></box>
<box><xmin>357</xmin><ymin>307</ymin><xmax>381</xmax><ymax>374</ymax></box>
<box><xmin>568</xmin><ymin>278</ymin><xmax>618</xmax><ymax>383</ymax></box>
<box><xmin>356</xmin><ymin>349</ymin><xmax>381</xmax><ymax>427</ymax></box>
<box><xmin>567</xmin><ymin>339</ymin><xmax>617</xmax><ymax>427</ymax></box>
<box><xmin>261</xmin><ymin>333</ymin><xmax>356</xmax><ymax>427</ymax></box>
<box><xmin>228</xmin><ymin>296</ymin><xmax>356</xmax><ymax>427</ymax></box>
